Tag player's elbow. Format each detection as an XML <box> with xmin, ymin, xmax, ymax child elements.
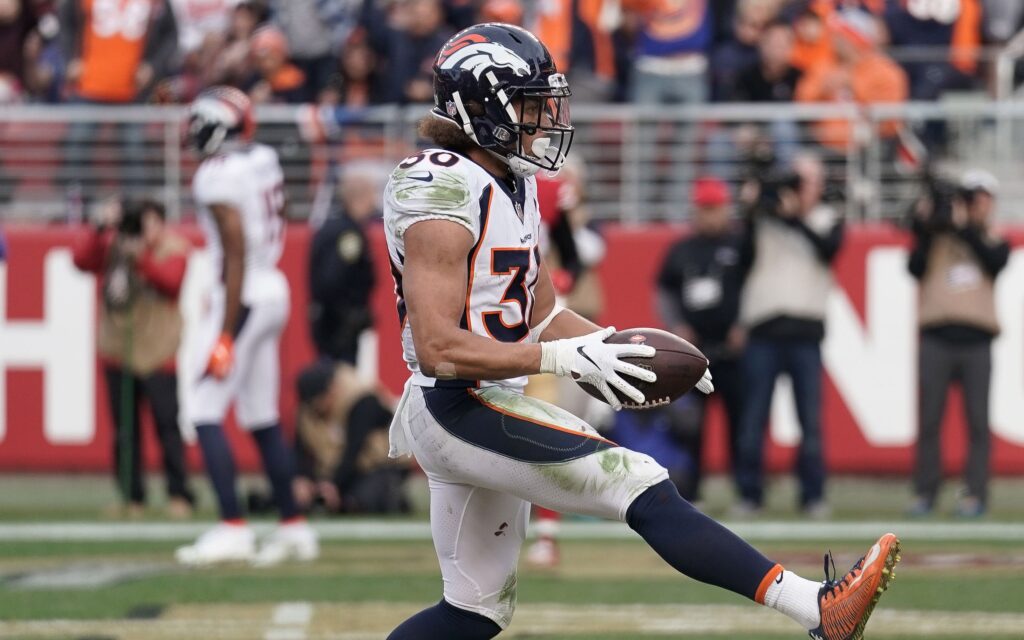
<box><xmin>413</xmin><ymin>334</ymin><xmax>457</xmax><ymax>378</ymax></box>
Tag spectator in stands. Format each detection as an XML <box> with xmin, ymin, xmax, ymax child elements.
<box><xmin>20</xmin><ymin>6</ymin><xmax>64</xmax><ymax>103</ymax></box>
<box><xmin>732</xmin><ymin>18</ymin><xmax>800</xmax><ymax>103</ymax></box>
<box><xmin>0</xmin><ymin>0</ymin><xmax>38</xmax><ymax>89</ymax></box>
<box><xmin>293</xmin><ymin>360</ymin><xmax>408</xmax><ymax>515</ymax></box>
<box><xmin>627</xmin><ymin>0</ymin><xmax>714</xmax><ymax>105</ymax></box>
<box><xmin>711</xmin><ymin>0</ymin><xmax>779</xmax><ymax>101</ymax></box>
<box><xmin>161</xmin><ymin>0</ymin><xmax>233</xmax><ymax>102</ymax></box>
<box><xmin>363</xmin><ymin>0</ymin><xmax>453</xmax><ymax>104</ymax></box>
<box><xmin>169</xmin><ymin>0</ymin><xmax>232</xmax><ymax>58</ymax></box>
<box><xmin>247</xmin><ymin>25</ymin><xmax>308</xmax><ymax>104</ymax></box>
<box><xmin>72</xmin><ymin>198</ymin><xmax>195</xmax><ymax>519</ymax></box>
<box><xmin>329</xmin><ymin>28</ymin><xmax>382</xmax><ymax>107</ymax></box>
<box><xmin>273</xmin><ymin>0</ymin><xmax>349</xmax><ymax>104</ymax></box>
<box><xmin>532</xmin><ymin>0</ymin><xmax>620</xmax><ymax>102</ymax></box>
<box><xmin>59</xmin><ymin>0</ymin><xmax>177</xmax><ymax>104</ymax></box>
<box><xmin>60</xmin><ymin>0</ymin><xmax>178</xmax><ymax>193</ymax></box>
<box><xmin>734</xmin><ymin>151</ymin><xmax>843</xmax><ymax>518</ymax></box>
<box><xmin>884</xmin><ymin>0</ymin><xmax>982</xmax><ymax>100</ymax></box>
<box><xmin>885</xmin><ymin>0</ymin><xmax>981</xmax><ymax>151</ymax></box>
<box><xmin>656</xmin><ymin>176</ymin><xmax>750</xmax><ymax>501</ymax></box>
<box><xmin>308</xmin><ymin>163</ymin><xmax>379</xmax><ymax>365</ymax></box>
<box><xmin>786</xmin><ymin>1</ymin><xmax>833</xmax><ymax>74</ymax></box>
<box><xmin>907</xmin><ymin>170</ymin><xmax>1009</xmax><ymax>519</ymax></box>
<box><xmin>795</xmin><ymin>8</ymin><xmax>907</xmax><ymax>156</ymax></box>
<box><xmin>983</xmin><ymin>0</ymin><xmax>1024</xmax><ymax>45</ymax></box>
<box><xmin>205</xmin><ymin>0</ymin><xmax>268</xmax><ymax>91</ymax></box>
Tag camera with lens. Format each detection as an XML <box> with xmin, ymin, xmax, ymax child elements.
<box><xmin>910</xmin><ymin>170</ymin><xmax>966</xmax><ymax>234</ymax></box>
<box><xmin>117</xmin><ymin>200</ymin><xmax>145</xmax><ymax>238</ymax></box>
<box><xmin>740</xmin><ymin>144</ymin><xmax>802</xmax><ymax>218</ymax></box>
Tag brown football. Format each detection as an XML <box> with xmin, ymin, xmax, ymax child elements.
<box><xmin>576</xmin><ymin>328</ymin><xmax>709</xmax><ymax>410</ymax></box>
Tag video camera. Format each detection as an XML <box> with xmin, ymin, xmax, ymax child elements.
<box><xmin>741</xmin><ymin>144</ymin><xmax>802</xmax><ymax>218</ymax></box>
<box><xmin>910</xmin><ymin>169</ymin><xmax>967</xmax><ymax>234</ymax></box>
<box><xmin>117</xmin><ymin>200</ymin><xmax>146</xmax><ymax>237</ymax></box>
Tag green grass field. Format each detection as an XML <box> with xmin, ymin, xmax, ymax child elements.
<box><xmin>1</xmin><ymin>475</ymin><xmax>1022</xmax><ymax>639</ymax></box>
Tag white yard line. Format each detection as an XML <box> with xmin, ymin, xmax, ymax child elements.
<box><xmin>3</xmin><ymin>604</ymin><xmax>1024</xmax><ymax>638</ymax></box>
<box><xmin>1</xmin><ymin>520</ymin><xmax>1023</xmax><ymax>542</ymax></box>
<box><xmin>264</xmin><ymin>601</ymin><xmax>313</xmax><ymax>640</ymax></box>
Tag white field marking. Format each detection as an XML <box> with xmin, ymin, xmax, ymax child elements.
<box><xmin>272</xmin><ymin>602</ymin><xmax>313</xmax><ymax>626</ymax></box>
<box><xmin>1</xmin><ymin>520</ymin><xmax>1024</xmax><ymax>542</ymax></box>
<box><xmin>3</xmin><ymin>604</ymin><xmax>1024</xmax><ymax>638</ymax></box>
<box><xmin>265</xmin><ymin>602</ymin><xmax>312</xmax><ymax>640</ymax></box>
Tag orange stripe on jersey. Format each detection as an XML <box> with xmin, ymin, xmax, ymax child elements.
<box><xmin>468</xmin><ymin>389</ymin><xmax>617</xmax><ymax>446</ymax></box>
<box><xmin>464</xmin><ymin>185</ymin><xmax>494</xmax><ymax>333</ymax></box>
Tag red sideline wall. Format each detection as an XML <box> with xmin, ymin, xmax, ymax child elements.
<box><xmin>2</xmin><ymin>223</ymin><xmax>1023</xmax><ymax>475</ymax></box>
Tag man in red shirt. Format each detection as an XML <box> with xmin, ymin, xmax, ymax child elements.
<box><xmin>73</xmin><ymin>198</ymin><xmax>194</xmax><ymax>518</ymax></box>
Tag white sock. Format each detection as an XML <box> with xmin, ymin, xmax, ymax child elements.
<box><xmin>763</xmin><ymin>570</ymin><xmax>822</xmax><ymax>630</ymax></box>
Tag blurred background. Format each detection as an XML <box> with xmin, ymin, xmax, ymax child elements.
<box><xmin>1</xmin><ymin>0</ymin><xmax>1023</xmax><ymax>638</ymax></box>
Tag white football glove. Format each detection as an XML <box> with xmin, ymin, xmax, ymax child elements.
<box><xmin>540</xmin><ymin>326</ymin><xmax>657</xmax><ymax>411</ymax></box>
<box><xmin>696</xmin><ymin>366</ymin><xmax>714</xmax><ymax>394</ymax></box>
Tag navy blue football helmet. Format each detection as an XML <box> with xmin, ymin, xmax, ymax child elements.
<box><xmin>432</xmin><ymin>23</ymin><xmax>573</xmax><ymax>177</ymax></box>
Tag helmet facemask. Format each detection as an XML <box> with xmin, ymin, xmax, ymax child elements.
<box><xmin>449</xmin><ymin>71</ymin><xmax>574</xmax><ymax>178</ymax></box>
<box><xmin>186</xmin><ymin>87</ymin><xmax>254</xmax><ymax>156</ymax></box>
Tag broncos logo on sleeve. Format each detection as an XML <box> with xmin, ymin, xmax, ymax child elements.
<box><xmin>436</xmin><ymin>33</ymin><xmax>531</xmax><ymax>79</ymax></box>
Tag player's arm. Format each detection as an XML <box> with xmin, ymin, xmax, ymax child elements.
<box><xmin>403</xmin><ymin>219</ymin><xmax>543</xmax><ymax>380</ymax></box>
<box><xmin>404</xmin><ymin>220</ymin><xmax>654</xmax><ymax>407</ymax></box>
<box><xmin>529</xmin><ymin>256</ymin><xmax>601</xmax><ymax>341</ymax></box>
<box><xmin>207</xmin><ymin>202</ymin><xmax>245</xmax><ymax>378</ymax></box>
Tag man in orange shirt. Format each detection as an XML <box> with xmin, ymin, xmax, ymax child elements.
<box><xmin>59</xmin><ymin>0</ymin><xmax>178</xmax><ymax>193</ymax></box>
<box><xmin>795</xmin><ymin>8</ymin><xmax>907</xmax><ymax>155</ymax></box>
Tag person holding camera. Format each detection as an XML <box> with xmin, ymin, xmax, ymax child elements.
<box><xmin>293</xmin><ymin>360</ymin><xmax>408</xmax><ymax>515</ymax></box>
<box><xmin>734</xmin><ymin>151</ymin><xmax>844</xmax><ymax>518</ymax></box>
<box><xmin>907</xmin><ymin>170</ymin><xmax>1010</xmax><ymax>518</ymax></box>
<box><xmin>72</xmin><ymin>198</ymin><xmax>194</xmax><ymax>518</ymax></box>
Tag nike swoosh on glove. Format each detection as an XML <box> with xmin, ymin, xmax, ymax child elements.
<box><xmin>695</xmin><ymin>366</ymin><xmax>714</xmax><ymax>394</ymax></box>
<box><xmin>540</xmin><ymin>326</ymin><xmax>656</xmax><ymax>411</ymax></box>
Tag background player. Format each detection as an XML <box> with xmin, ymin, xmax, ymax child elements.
<box><xmin>175</xmin><ymin>86</ymin><xmax>318</xmax><ymax>567</ymax></box>
<box><xmin>383</xmin><ymin>24</ymin><xmax>898</xmax><ymax>640</ymax></box>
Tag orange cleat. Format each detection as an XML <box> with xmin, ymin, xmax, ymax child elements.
<box><xmin>809</xmin><ymin>533</ymin><xmax>901</xmax><ymax>640</ymax></box>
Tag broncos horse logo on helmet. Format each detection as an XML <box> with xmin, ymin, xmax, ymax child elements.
<box><xmin>432</xmin><ymin>23</ymin><xmax>574</xmax><ymax>177</ymax></box>
<box><xmin>437</xmin><ymin>33</ymin><xmax>531</xmax><ymax>79</ymax></box>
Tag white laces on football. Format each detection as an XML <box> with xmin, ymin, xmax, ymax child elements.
<box><xmin>695</xmin><ymin>367</ymin><xmax>714</xmax><ymax>395</ymax></box>
<box><xmin>540</xmin><ymin>326</ymin><xmax>656</xmax><ymax>411</ymax></box>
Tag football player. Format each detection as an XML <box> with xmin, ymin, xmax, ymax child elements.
<box><xmin>175</xmin><ymin>86</ymin><xmax>318</xmax><ymax>566</ymax></box>
<box><xmin>383</xmin><ymin>24</ymin><xmax>899</xmax><ymax>640</ymax></box>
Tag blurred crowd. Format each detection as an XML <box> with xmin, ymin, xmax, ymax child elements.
<box><xmin>1</xmin><ymin>0</ymin><xmax>1020</xmax><ymax>108</ymax></box>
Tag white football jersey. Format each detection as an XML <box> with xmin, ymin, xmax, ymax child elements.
<box><xmin>193</xmin><ymin>143</ymin><xmax>287</xmax><ymax>303</ymax></box>
<box><xmin>383</xmin><ymin>149</ymin><xmax>542</xmax><ymax>392</ymax></box>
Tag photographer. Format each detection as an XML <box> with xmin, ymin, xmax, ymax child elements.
<box><xmin>734</xmin><ymin>151</ymin><xmax>844</xmax><ymax>517</ymax></box>
<box><xmin>72</xmin><ymin>198</ymin><xmax>194</xmax><ymax>518</ymax></box>
<box><xmin>907</xmin><ymin>170</ymin><xmax>1010</xmax><ymax>518</ymax></box>
<box><xmin>293</xmin><ymin>360</ymin><xmax>408</xmax><ymax>515</ymax></box>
